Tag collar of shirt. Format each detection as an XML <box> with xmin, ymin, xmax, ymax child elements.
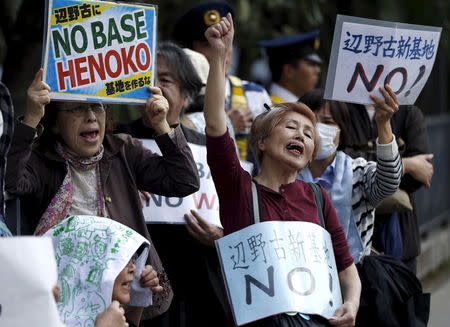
<box><xmin>312</xmin><ymin>155</ymin><xmax>337</xmax><ymax>192</ymax></box>
<box><xmin>270</xmin><ymin>83</ymin><xmax>299</xmax><ymax>102</ymax></box>
<box><xmin>364</xmin><ymin>104</ymin><xmax>376</xmax><ymax>121</ymax></box>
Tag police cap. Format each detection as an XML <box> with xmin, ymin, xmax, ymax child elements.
<box><xmin>259</xmin><ymin>30</ymin><xmax>322</xmax><ymax>65</ymax></box>
<box><xmin>173</xmin><ymin>2</ymin><xmax>235</xmax><ymax>48</ymax></box>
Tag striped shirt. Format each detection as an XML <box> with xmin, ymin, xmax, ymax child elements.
<box><xmin>351</xmin><ymin>138</ymin><xmax>403</xmax><ymax>256</ymax></box>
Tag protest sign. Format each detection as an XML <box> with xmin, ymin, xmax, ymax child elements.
<box><xmin>325</xmin><ymin>15</ymin><xmax>441</xmax><ymax>105</ymax></box>
<box><xmin>42</xmin><ymin>0</ymin><xmax>157</xmax><ymax>104</ymax></box>
<box><xmin>140</xmin><ymin>139</ymin><xmax>253</xmax><ymax>227</ymax></box>
<box><xmin>0</xmin><ymin>237</ymin><xmax>61</xmax><ymax>327</ymax></box>
<box><xmin>216</xmin><ymin>221</ymin><xmax>342</xmax><ymax>326</ymax></box>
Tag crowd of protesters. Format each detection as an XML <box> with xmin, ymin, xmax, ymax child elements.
<box><xmin>0</xmin><ymin>2</ymin><xmax>434</xmax><ymax>327</ymax></box>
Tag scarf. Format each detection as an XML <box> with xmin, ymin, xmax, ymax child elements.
<box><xmin>298</xmin><ymin>151</ymin><xmax>364</xmax><ymax>263</ymax></box>
<box><xmin>34</xmin><ymin>142</ymin><xmax>106</xmax><ymax>236</ymax></box>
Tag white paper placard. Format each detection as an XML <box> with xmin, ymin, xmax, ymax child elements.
<box><xmin>216</xmin><ymin>221</ymin><xmax>342</xmax><ymax>326</ymax></box>
<box><xmin>325</xmin><ymin>15</ymin><xmax>441</xmax><ymax>105</ymax></box>
<box><xmin>0</xmin><ymin>237</ymin><xmax>62</xmax><ymax>327</ymax></box>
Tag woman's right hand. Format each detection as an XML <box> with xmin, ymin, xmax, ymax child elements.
<box><xmin>204</xmin><ymin>13</ymin><xmax>234</xmax><ymax>60</ymax></box>
<box><xmin>95</xmin><ymin>301</ymin><xmax>128</xmax><ymax>327</ymax></box>
<box><xmin>24</xmin><ymin>69</ymin><xmax>51</xmax><ymax>128</ymax></box>
<box><xmin>184</xmin><ymin>209</ymin><xmax>224</xmax><ymax>246</ymax></box>
<box><xmin>203</xmin><ymin>14</ymin><xmax>234</xmax><ymax>137</ymax></box>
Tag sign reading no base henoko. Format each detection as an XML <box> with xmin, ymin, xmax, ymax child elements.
<box><xmin>43</xmin><ymin>0</ymin><xmax>157</xmax><ymax>104</ymax></box>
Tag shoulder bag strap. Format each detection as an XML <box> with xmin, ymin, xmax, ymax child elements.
<box><xmin>308</xmin><ymin>182</ymin><xmax>326</xmax><ymax>229</ymax></box>
<box><xmin>251</xmin><ymin>180</ymin><xmax>263</xmax><ymax>224</ymax></box>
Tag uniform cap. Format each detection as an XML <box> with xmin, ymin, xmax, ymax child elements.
<box><xmin>173</xmin><ymin>2</ymin><xmax>235</xmax><ymax>48</ymax></box>
<box><xmin>259</xmin><ymin>30</ymin><xmax>322</xmax><ymax>65</ymax></box>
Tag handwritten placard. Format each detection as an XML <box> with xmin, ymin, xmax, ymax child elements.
<box><xmin>0</xmin><ymin>237</ymin><xmax>61</xmax><ymax>327</ymax></box>
<box><xmin>141</xmin><ymin>139</ymin><xmax>253</xmax><ymax>227</ymax></box>
<box><xmin>42</xmin><ymin>0</ymin><xmax>157</xmax><ymax>104</ymax></box>
<box><xmin>325</xmin><ymin>15</ymin><xmax>441</xmax><ymax>105</ymax></box>
<box><xmin>215</xmin><ymin>221</ymin><xmax>342</xmax><ymax>326</ymax></box>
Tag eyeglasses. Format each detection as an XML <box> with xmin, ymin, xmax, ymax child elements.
<box><xmin>58</xmin><ymin>104</ymin><xmax>105</xmax><ymax>117</ymax></box>
<box><xmin>126</xmin><ymin>253</ymin><xmax>139</xmax><ymax>268</ymax></box>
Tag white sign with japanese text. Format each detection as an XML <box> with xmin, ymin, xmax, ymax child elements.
<box><xmin>0</xmin><ymin>237</ymin><xmax>62</xmax><ymax>327</ymax></box>
<box><xmin>216</xmin><ymin>221</ymin><xmax>342</xmax><ymax>326</ymax></box>
<box><xmin>325</xmin><ymin>15</ymin><xmax>441</xmax><ymax>105</ymax></box>
<box><xmin>140</xmin><ymin>139</ymin><xmax>253</xmax><ymax>227</ymax></box>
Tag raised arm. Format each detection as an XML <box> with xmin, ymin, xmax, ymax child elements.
<box><xmin>370</xmin><ymin>84</ymin><xmax>398</xmax><ymax>145</ymax></box>
<box><xmin>23</xmin><ymin>69</ymin><xmax>51</xmax><ymax>128</ymax></box>
<box><xmin>362</xmin><ymin>85</ymin><xmax>403</xmax><ymax>207</ymax></box>
<box><xmin>203</xmin><ymin>13</ymin><xmax>234</xmax><ymax>137</ymax></box>
<box><xmin>6</xmin><ymin>69</ymin><xmax>50</xmax><ymax>195</ymax></box>
<box><xmin>144</xmin><ymin>86</ymin><xmax>172</xmax><ymax>135</ymax></box>
<box><xmin>131</xmin><ymin>87</ymin><xmax>199</xmax><ymax>197</ymax></box>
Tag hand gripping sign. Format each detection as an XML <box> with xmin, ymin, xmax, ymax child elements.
<box><xmin>140</xmin><ymin>139</ymin><xmax>253</xmax><ymax>227</ymax></box>
<box><xmin>215</xmin><ymin>221</ymin><xmax>343</xmax><ymax>326</ymax></box>
<box><xmin>42</xmin><ymin>0</ymin><xmax>157</xmax><ymax>104</ymax></box>
<box><xmin>324</xmin><ymin>15</ymin><xmax>441</xmax><ymax>105</ymax></box>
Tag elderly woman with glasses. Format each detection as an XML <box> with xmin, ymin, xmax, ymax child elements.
<box><xmin>6</xmin><ymin>69</ymin><xmax>200</xmax><ymax>320</ymax></box>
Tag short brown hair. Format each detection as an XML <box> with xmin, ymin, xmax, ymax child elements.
<box><xmin>249</xmin><ymin>102</ymin><xmax>319</xmax><ymax>167</ymax></box>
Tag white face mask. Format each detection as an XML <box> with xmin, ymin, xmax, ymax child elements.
<box><xmin>315</xmin><ymin>122</ymin><xmax>339</xmax><ymax>160</ymax></box>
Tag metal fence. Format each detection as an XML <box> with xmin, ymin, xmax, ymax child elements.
<box><xmin>415</xmin><ymin>114</ymin><xmax>450</xmax><ymax>234</ymax></box>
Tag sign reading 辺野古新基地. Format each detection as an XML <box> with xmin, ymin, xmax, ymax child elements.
<box><xmin>216</xmin><ymin>221</ymin><xmax>343</xmax><ymax>326</ymax></box>
<box><xmin>324</xmin><ymin>15</ymin><xmax>441</xmax><ymax>105</ymax></box>
<box><xmin>43</xmin><ymin>0</ymin><xmax>157</xmax><ymax>104</ymax></box>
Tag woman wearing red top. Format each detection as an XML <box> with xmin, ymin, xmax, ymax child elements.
<box><xmin>203</xmin><ymin>14</ymin><xmax>361</xmax><ymax>327</ymax></box>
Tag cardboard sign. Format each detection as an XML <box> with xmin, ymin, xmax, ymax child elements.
<box><xmin>325</xmin><ymin>15</ymin><xmax>441</xmax><ymax>105</ymax></box>
<box><xmin>0</xmin><ymin>237</ymin><xmax>62</xmax><ymax>327</ymax></box>
<box><xmin>216</xmin><ymin>221</ymin><xmax>342</xmax><ymax>326</ymax></box>
<box><xmin>42</xmin><ymin>0</ymin><xmax>157</xmax><ymax>104</ymax></box>
<box><xmin>141</xmin><ymin>139</ymin><xmax>253</xmax><ymax>227</ymax></box>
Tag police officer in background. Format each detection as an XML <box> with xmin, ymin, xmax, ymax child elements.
<box><xmin>259</xmin><ymin>31</ymin><xmax>322</xmax><ymax>103</ymax></box>
<box><xmin>173</xmin><ymin>1</ymin><xmax>272</xmax><ymax>161</ymax></box>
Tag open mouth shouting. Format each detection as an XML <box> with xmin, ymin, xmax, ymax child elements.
<box><xmin>286</xmin><ymin>141</ymin><xmax>304</xmax><ymax>157</ymax></box>
<box><xmin>121</xmin><ymin>280</ymin><xmax>133</xmax><ymax>292</ymax></box>
<box><xmin>80</xmin><ymin>129</ymin><xmax>100</xmax><ymax>143</ymax></box>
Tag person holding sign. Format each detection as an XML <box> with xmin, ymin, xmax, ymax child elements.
<box><xmin>298</xmin><ymin>88</ymin><xmax>403</xmax><ymax>263</ymax></box>
<box><xmin>203</xmin><ymin>14</ymin><xmax>360</xmax><ymax>327</ymax></box>
<box><xmin>5</xmin><ymin>69</ymin><xmax>201</xmax><ymax>318</ymax></box>
<box><xmin>343</xmin><ymin>101</ymin><xmax>432</xmax><ymax>273</ymax></box>
<box><xmin>45</xmin><ymin>215</ymin><xmax>162</xmax><ymax>327</ymax></box>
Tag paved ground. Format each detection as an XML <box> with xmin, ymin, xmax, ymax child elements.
<box><xmin>422</xmin><ymin>262</ymin><xmax>450</xmax><ymax>327</ymax></box>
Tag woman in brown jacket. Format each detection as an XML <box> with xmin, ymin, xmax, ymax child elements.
<box><xmin>5</xmin><ymin>68</ymin><xmax>200</xmax><ymax>320</ymax></box>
